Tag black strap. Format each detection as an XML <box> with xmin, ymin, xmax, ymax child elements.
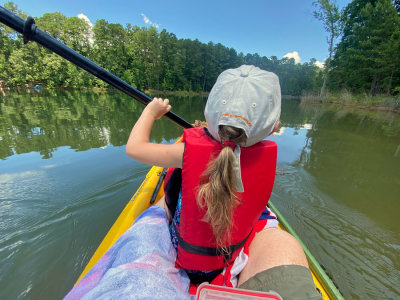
<box><xmin>149</xmin><ymin>168</ymin><xmax>167</xmax><ymax>204</ymax></box>
<box><xmin>23</xmin><ymin>16</ymin><xmax>36</xmax><ymax>44</ymax></box>
<box><xmin>164</xmin><ymin>168</ymin><xmax>182</xmax><ymax>217</ymax></box>
<box><xmin>173</xmin><ymin>222</ymin><xmax>250</xmax><ymax>261</ymax></box>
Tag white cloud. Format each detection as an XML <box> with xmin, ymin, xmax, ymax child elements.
<box><xmin>300</xmin><ymin>123</ymin><xmax>313</xmax><ymax>130</ymax></box>
<box><xmin>141</xmin><ymin>13</ymin><xmax>159</xmax><ymax>28</ymax></box>
<box><xmin>77</xmin><ymin>13</ymin><xmax>93</xmax><ymax>27</ymax></box>
<box><xmin>314</xmin><ymin>60</ymin><xmax>325</xmax><ymax>68</ymax></box>
<box><xmin>41</xmin><ymin>164</ymin><xmax>58</xmax><ymax>169</ymax></box>
<box><xmin>77</xmin><ymin>13</ymin><xmax>94</xmax><ymax>44</ymax></box>
<box><xmin>283</xmin><ymin>51</ymin><xmax>301</xmax><ymax>63</ymax></box>
<box><xmin>141</xmin><ymin>13</ymin><xmax>150</xmax><ymax>24</ymax></box>
<box><xmin>274</xmin><ymin>127</ymin><xmax>286</xmax><ymax>136</ymax></box>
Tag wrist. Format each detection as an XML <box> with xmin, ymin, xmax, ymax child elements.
<box><xmin>143</xmin><ymin>106</ymin><xmax>158</xmax><ymax>120</ymax></box>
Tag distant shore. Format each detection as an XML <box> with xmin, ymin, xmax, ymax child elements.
<box><xmin>0</xmin><ymin>85</ymin><xmax>210</xmax><ymax>98</ymax></box>
<box><xmin>2</xmin><ymin>85</ymin><xmax>399</xmax><ymax>113</ymax></box>
<box><xmin>145</xmin><ymin>89</ymin><xmax>209</xmax><ymax>98</ymax></box>
<box><xmin>300</xmin><ymin>92</ymin><xmax>400</xmax><ymax>113</ymax></box>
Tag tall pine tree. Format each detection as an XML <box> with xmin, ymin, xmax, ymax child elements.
<box><xmin>330</xmin><ymin>0</ymin><xmax>400</xmax><ymax>95</ymax></box>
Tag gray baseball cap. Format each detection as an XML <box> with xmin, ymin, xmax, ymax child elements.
<box><xmin>204</xmin><ymin>65</ymin><xmax>281</xmax><ymax>192</ymax></box>
<box><xmin>204</xmin><ymin>65</ymin><xmax>281</xmax><ymax>147</ymax></box>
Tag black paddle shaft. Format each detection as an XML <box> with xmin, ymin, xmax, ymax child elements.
<box><xmin>0</xmin><ymin>6</ymin><xmax>193</xmax><ymax>129</ymax></box>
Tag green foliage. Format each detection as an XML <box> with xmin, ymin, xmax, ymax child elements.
<box><xmin>0</xmin><ymin>2</ymin><xmax>324</xmax><ymax>95</ymax></box>
<box><xmin>312</xmin><ymin>0</ymin><xmax>341</xmax><ymax>96</ymax></box>
<box><xmin>313</xmin><ymin>0</ymin><xmax>341</xmax><ymax>37</ymax></box>
<box><xmin>329</xmin><ymin>0</ymin><xmax>400</xmax><ymax>96</ymax></box>
<box><xmin>7</xmin><ymin>43</ymin><xmax>44</xmax><ymax>85</ymax></box>
<box><xmin>2</xmin><ymin>0</ymin><xmax>400</xmax><ymax>99</ymax></box>
<box><xmin>36</xmin><ymin>12</ymin><xmax>67</xmax><ymax>39</ymax></box>
<box><xmin>92</xmin><ymin>19</ymin><xmax>128</xmax><ymax>79</ymax></box>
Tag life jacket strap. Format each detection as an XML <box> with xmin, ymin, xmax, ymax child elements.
<box><xmin>173</xmin><ymin>222</ymin><xmax>250</xmax><ymax>261</ymax></box>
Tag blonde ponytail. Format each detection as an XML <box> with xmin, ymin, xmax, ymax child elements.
<box><xmin>196</xmin><ymin>126</ymin><xmax>247</xmax><ymax>254</ymax></box>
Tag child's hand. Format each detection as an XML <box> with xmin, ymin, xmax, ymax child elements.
<box><xmin>145</xmin><ymin>97</ymin><xmax>172</xmax><ymax>120</ymax></box>
<box><xmin>192</xmin><ymin>120</ymin><xmax>207</xmax><ymax>127</ymax></box>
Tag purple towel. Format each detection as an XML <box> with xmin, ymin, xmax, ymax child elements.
<box><xmin>65</xmin><ymin>206</ymin><xmax>191</xmax><ymax>299</ymax></box>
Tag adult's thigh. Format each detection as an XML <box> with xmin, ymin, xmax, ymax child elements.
<box><xmin>238</xmin><ymin>228</ymin><xmax>309</xmax><ymax>286</ymax></box>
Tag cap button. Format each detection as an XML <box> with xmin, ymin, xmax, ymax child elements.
<box><xmin>240</xmin><ymin>69</ymin><xmax>249</xmax><ymax>77</ymax></box>
<box><xmin>240</xmin><ymin>65</ymin><xmax>252</xmax><ymax>77</ymax></box>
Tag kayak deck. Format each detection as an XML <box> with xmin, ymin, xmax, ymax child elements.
<box><xmin>76</xmin><ymin>165</ymin><xmax>343</xmax><ymax>300</ymax></box>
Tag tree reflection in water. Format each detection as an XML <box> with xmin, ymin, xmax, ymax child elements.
<box><xmin>0</xmin><ymin>90</ymin><xmax>207</xmax><ymax>160</ymax></box>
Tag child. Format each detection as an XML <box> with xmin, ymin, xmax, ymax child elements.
<box><xmin>126</xmin><ymin>65</ymin><xmax>281</xmax><ymax>288</ymax></box>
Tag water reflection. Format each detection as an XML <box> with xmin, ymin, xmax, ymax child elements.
<box><xmin>0</xmin><ymin>90</ymin><xmax>206</xmax><ymax>160</ymax></box>
<box><xmin>272</xmin><ymin>101</ymin><xmax>400</xmax><ymax>298</ymax></box>
<box><xmin>1</xmin><ymin>93</ymin><xmax>400</xmax><ymax>299</ymax></box>
<box><xmin>0</xmin><ymin>90</ymin><xmax>207</xmax><ymax>299</ymax></box>
<box><xmin>296</xmin><ymin>105</ymin><xmax>400</xmax><ymax>233</ymax></box>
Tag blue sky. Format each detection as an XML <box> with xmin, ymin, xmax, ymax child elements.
<box><xmin>2</xmin><ymin>0</ymin><xmax>352</xmax><ymax>65</ymax></box>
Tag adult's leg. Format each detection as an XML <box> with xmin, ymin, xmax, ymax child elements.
<box><xmin>238</xmin><ymin>228</ymin><xmax>308</xmax><ymax>285</ymax></box>
<box><xmin>238</xmin><ymin>228</ymin><xmax>321</xmax><ymax>300</ymax></box>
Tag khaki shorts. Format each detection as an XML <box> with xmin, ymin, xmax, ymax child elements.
<box><xmin>238</xmin><ymin>265</ymin><xmax>322</xmax><ymax>300</ymax></box>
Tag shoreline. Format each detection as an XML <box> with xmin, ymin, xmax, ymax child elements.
<box><xmin>0</xmin><ymin>86</ymin><xmax>210</xmax><ymax>98</ymax></box>
<box><xmin>300</xmin><ymin>93</ymin><xmax>400</xmax><ymax>114</ymax></box>
<box><xmin>2</xmin><ymin>86</ymin><xmax>399</xmax><ymax>113</ymax></box>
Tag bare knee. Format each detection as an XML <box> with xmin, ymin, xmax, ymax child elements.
<box><xmin>238</xmin><ymin>228</ymin><xmax>309</xmax><ymax>286</ymax></box>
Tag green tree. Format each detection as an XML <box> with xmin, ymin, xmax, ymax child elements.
<box><xmin>7</xmin><ymin>43</ymin><xmax>44</xmax><ymax>86</ymax></box>
<box><xmin>0</xmin><ymin>2</ymin><xmax>27</xmax><ymax>84</ymax></box>
<box><xmin>125</xmin><ymin>25</ymin><xmax>161</xmax><ymax>90</ymax></box>
<box><xmin>180</xmin><ymin>39</ymin><xmax>204</xmax><ymax>91</ymax></box>
<box><xmin>0</xmin><ymin>1</ymin><xmax>323</xmax><ymax>95</ymax></box>
<box><xmin>158</xmin><ymin>29</ymin><xmax>187</xmax><ymax>91</ymax></box>
<box><xmin>330</xmin><ymin>0</ymin><xmax>400</xmax><ymax>95</ymax></box>
<box><xmin>313</xmin><ymin>0</ymin><xmax>341</xmax><ymax>96</ymax></box>
<box><xmin>92</xmin><ymin>20</ymin><xmax>128</xmax><ymax>82</ymax></box>
<box><xmin>62</xmin><ymin>17</ymin><xmax>91</xmax><ymax>55</ymax></box>
<box><xmin>36</xmin><ymin>12</ymin><xmax>67</xmax><ymax>39</ymax></box>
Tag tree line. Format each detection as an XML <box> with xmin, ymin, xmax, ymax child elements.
<box><xmin>315</xmin><ymin>0</ymin><xmax>400</xmax><ymax>96</ymax></box>
<box><xmin>0</xmin><ymin>1</ymin><xmax>399</xmax><ymax>97</ymax></box>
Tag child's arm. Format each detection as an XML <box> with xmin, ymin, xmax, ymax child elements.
<box><xmin>126</xmin><ymin>98</ymin><xmax>184</xmax><ymax>168</ymax></box>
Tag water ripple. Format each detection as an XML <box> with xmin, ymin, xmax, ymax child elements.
<box><xmin>0</xmin><ymin>169</ymin><xmax>144</xmax><ymax>299</ymax></box>
<box><xmin>272</xmin><ymin>164</ymin><xmax>400</xmax><ymax>299</ymax></box>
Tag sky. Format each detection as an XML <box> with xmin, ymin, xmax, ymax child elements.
<box><xmin>1</xmin><ymin>0</ymin><xmax>353</xmax><ymax>66</ymax></box>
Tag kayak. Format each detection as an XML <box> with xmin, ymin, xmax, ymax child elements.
<box><xmin>75</xmin><ymin>166</ymin><xmax>343</xmax><ymax>300</ymax></box>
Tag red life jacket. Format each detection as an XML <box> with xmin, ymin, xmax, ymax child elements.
<box><xmin>164</xmin><ymin>127</ymin><xmax>277</xmax><ymax>271</ymax></box>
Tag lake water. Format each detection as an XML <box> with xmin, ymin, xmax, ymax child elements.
<box><xmin>0</xmin><ymin>90</ymin><xmax>399</xmax><ymax>299</ymax></box>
